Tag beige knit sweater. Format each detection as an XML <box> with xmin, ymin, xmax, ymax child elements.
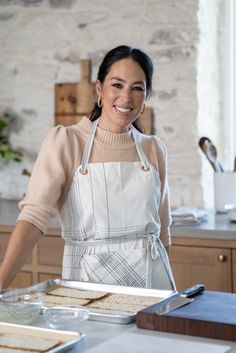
<box><xmin>18</xmin><ymin>117</ymin><xmax>172</xmax><ymax>247</ymax></box>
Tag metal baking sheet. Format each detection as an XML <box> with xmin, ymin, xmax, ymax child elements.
<box><xmin>2</xmin><ymin>279</ymin><xmax>175</xmax><ymax>325</ymax></box>
<box><xmin>0</xmin><ymin>322</ymin><xmax>84</xmax><ymax>353</ymax></box>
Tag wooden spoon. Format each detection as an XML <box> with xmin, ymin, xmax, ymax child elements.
<box><xmin>198</xmin><ymin>137</ymin><xmax>224</xmax><ymax>172</ymax></box>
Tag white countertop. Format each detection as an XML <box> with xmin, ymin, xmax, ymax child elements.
<box><xmin>33</xmin><ymin>316</ymin><xmax>236</xmax><ymax>353</ymax></box>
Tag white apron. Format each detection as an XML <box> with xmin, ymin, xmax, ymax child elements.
<box><xmin>59</xmin><ymin>119</ymin><xmax>176</xmax><ymax>290</ymax></box>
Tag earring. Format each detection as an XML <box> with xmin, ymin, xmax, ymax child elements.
<box><xmin>97</xmin><ymin>97</ymin><xmax>103</xmax><ymax>108</ymax></box>
<box><xmin>140</xmin><ymin>104</ymin><xmax>145</xmax><ymax>114</ymax></box>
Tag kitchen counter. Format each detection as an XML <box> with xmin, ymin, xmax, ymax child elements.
<box><xmin>33</xmin><ymin>315</ymin><xmax>236</xmax><ymax>353</ymax></box>
<box><xmin>32</xmin><ymin>314</ymin><xmax>236</xmax><ymax>353</ymax></box>
<box><xmin>171</xmin><ymin>210</ymin><xmax>236</xmax><ymax>240</ymax></box>
<box><xmin>1</xmin><ymin>198</ymin><xmax>236</xmax><ymax>351</ymax></box>
<box><xmin>1</xmin><ymin>198</ymin><xmax>236</xmax><ymax>239</ymax></box>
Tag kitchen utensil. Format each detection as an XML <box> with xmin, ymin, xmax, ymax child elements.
<box><xmin>198</xmin><ymin>137</ymin><xmax>224</xmax><ymax>172</ymax></box>
<box><xmin>155</xmin><ymin>283</ymin><xmax>205</xmax><ymax>316</ymax></box>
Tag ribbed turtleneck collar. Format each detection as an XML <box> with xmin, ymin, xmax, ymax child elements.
<box><xmin>78</xmin><ymin>116</ymin><xmax>135</xmax><ymax>149</ymax></box>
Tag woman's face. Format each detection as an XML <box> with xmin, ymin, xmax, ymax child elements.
<box><xmin>96</xmin><ymin>58</ymin><xmax>146</xmax><ymax>133</ymax></box>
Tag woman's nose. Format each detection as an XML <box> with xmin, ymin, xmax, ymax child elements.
<box><xmin>120</xmin><ymin>88</ymin><xmax>132</xmax><ymax>102</ymax></box>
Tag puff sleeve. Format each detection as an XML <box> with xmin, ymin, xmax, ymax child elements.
<box><xmin>17</xmin><ymin>125</ymin><xmax>80</xmax><ymax>234</ymax></box>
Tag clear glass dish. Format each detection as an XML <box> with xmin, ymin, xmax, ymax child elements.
<box><xmin>0</xmin><ymin>290</ymin><xmax>44</xmax><ymax>325</ymax></box>
<box><xmin>42</xmin><ymin>306</ymin><xmax>90</xmax><ymax>330</ymax></box>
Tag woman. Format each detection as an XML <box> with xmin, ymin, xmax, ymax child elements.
<box><xmin>0</xmin><ymin>45</ymin><xmax>176</xmax><ymax>290</ymax></box>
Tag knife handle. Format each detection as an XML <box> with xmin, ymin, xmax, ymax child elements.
<box><xmin>183</xmin><ymin>284</ymin><xmax>205</xmax><ymax>298</ymax></box>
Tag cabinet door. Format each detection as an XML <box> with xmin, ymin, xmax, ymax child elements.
<box><xmin>170</xmin><ymin>245</ymin><xmax>232</xmax><ymax>292</ymax></box>
<box><xmin>10</xmin><ymin>272</ymin><xmax>33</xmax><ymax>288</ymax></box>
<box><xmin>0</xmin><ymin>234</ymin><xmax>33</xmax><ymax>288</ymax></box>
<box><xmin>233</xmin><ymin>249</ymin><xmax>236</xmax><ymax>293</ymax></box>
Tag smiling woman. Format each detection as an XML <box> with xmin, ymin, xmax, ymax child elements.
<box><xmin>89</xmin><ymin>45</ymin><xmax>153</xmax><ymax>133</ymax></box>
<box><xmin>95</xmin><ymin>58</ymin><xmax>146</xmax><ymax>133</ymax></box>
<box><xmin>0</xmin><ymin>45</ymin><xmax>176</xmax><ymax>292</ymax></box>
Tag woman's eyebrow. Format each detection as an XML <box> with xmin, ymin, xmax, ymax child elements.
<box><xmin>110</xmin><ymin>76</ymin><xmax>125</xmax><ymax>82</ymax></box>
<box><xmin>110</xmin><ymin>77</ymin><xmax>145</xmax><ymax>85</ymax></box>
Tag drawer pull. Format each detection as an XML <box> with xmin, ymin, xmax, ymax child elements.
<box><xmin>218</xmin><ymin>254</ymin><xmax>227</xmax><ymax>262</ymax></box>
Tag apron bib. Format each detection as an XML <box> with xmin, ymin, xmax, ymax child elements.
<box><xmin>59</xmin><ymin>119</ymin><xmax>176</xmax><ymax>290</ymax></box>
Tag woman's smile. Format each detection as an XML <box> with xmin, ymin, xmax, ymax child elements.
<box><xmin>114</xmin><ymin>105</ymin><xmax>132</xmax><ymax>114</ymax></box>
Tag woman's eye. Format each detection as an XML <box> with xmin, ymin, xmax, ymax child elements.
<box><xmin>133</xmin><ymin>86</ymin><xmax>144</xmax><ymax>91</ymax></box>
<box><xmin>112</xmin><ymin>83</ymin><xmax>123</xmax><ymax>89</ymax></box>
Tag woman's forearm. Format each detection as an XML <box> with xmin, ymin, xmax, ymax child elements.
<box><xmin>0</xmin><ymin>220</ymin><xmax>42</xmax><ymax>290</ymax></box>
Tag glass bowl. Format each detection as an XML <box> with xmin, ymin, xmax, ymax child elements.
<box><xmin>0</xmin><ymin>290</ymin><xmax>44</xmax><ymax>325</ymax></box>
<box><xmin>43</xmin><ymin>306</ymin><xmax>90</xmax><ymax>330</ymax></box>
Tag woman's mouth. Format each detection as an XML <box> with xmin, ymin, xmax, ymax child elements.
<box><xmin>115</xmin><ymin>106</ymin><xmax>132</xmax><ymax>114</ymax></box>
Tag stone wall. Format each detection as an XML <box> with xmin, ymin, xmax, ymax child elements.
<box><xmin>0</xmin><ymin>0</ymin><xmax>221</xmax><ymax>209</ymax></box>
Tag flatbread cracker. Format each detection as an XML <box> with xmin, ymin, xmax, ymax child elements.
<box><xmin>48</xmin><ymin>287</ymin><xmax>108</xmax><ymax>300</ymax></box>
<box><xmin>0</xmin><ymin>334</ymin><xmax>60</xmax><ymax>352</ymax></box>
<box><xmin>97</xmin><ymin>293</ymin><xmax>161</xmax><ymax>306</ymax></box>
<box><xmin>0</xmin><ymin>348</ymin><xmax>40</xmax><ymax>353</ymax></box>
<box><xmin>87</xmin><ymin>300</ymin><xmax>146</xmax><ymax>313</ymax></box>
<box><xmin>44</xmin><ymin>294</ymin><xmax>90</xmax><ymax>306</ymax></box>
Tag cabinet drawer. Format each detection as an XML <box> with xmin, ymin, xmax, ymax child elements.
<box><xmin>170</xmin><ymin>245</ymin><xmax>232</xmax><ymax>292</ymax></box>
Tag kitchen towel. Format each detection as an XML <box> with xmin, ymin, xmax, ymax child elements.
<box><xmin>171</xmin><ymin>207</ymin><xmax>208</xmax><ymax>225</ymax></box>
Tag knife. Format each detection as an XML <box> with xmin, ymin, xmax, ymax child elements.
<box><xmin>156</xmin><ymin>283</ymin><xmax>205</xmax><ymax>316</ymax></box>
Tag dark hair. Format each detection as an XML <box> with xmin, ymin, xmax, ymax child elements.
<box><xmin>88</xmin><ymin>45</ymin><xmax>153</xmax><ymax>132</ymax></box>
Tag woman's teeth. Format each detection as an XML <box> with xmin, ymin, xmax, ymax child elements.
<box><xmin>116</xmin><ymin>106</ymin><xmax>131</xmax><ymax>113</ymax></box>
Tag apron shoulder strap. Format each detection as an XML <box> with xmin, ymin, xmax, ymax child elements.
<box><xmin>80</xmin><ymin>119</ymin><xmax>99</xmax><ymax>173</ymax></box>
<box><xmin>130</xmin><ymin>125</ymin><xmax>150</xmax><ymax>171</ymax></box>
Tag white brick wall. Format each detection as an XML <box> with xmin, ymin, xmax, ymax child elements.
<box><xmin>0</xmin><ymin>0</ymin><xmax>221</xmax><ymax>209</ymax></box>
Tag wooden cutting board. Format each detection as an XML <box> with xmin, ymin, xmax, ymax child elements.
<box><xmin>136</xmin><ymin>290</ymin><xmax>236</xmax><ymax>341</ymax></box>
<box><xmin>55</xmin><ymin>59</ymin><xmax>153</xmax><ymax>134</ymax></box>
<box><xmin>55</xmin><ymin>59</ymin><xmax>96</xmax><ymax>126</ymax></box>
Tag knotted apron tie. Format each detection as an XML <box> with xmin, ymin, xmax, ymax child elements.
<box><xmin>146</xmin><ymin>233</ymin><xmax>160</xmax><ymax>287</ymax></box>
<box><xmin>147</xmin><ymin>233</ymin><xmax>159</xmax><ymax>260</ymax></box>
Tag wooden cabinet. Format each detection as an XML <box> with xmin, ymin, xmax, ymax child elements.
<box><xmin>233</xmin><ymin>249</ymin><xmax>236</xmax><ymax>293</ymax></box>
<box><xmin>1</xmin><ymin>222</ymin><xmax>236</xmax><ymax>292</ymax></box>
<box><xmin>0</xmin><ymin>226</ymin><xmax>64</xmax><ymax>288</ymax></box>
<box><xmin>170</xmin><ymin>236</ymin><xmax>236</xmax><ymax>293</ymax></box>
